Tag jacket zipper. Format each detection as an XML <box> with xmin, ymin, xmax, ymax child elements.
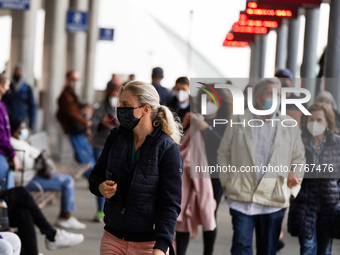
<box><xmin>120</xmin><ymin>135</ymin><xmax>144</xmax><ymax>214</ymax></box>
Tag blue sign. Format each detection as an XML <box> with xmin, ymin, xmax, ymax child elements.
<box><xmin>99</xmin><ymin>28</ymin><xmax>114</xmax><ymax>41</ymax></box>
<box><xmin>0</xmin><ymin>0</ymin><xmax>30</xmax><ymax>10</ymax></box>
<box><xmin>66</xmin><ymin>10</ymin><xmax>88</xmax><ymax>33</ymax></box>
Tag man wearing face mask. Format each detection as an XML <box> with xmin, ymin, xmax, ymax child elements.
<box><xmin>3</xmin><ymin>66</ymin><xmax>36</xmax><ymax>130</ymax></box>
<box><xmin>218</xmin><ymin>78</ymin><xmax>306</xmax><ymax>255</ymax></box>
<box><xmin>91</xmin><ymin>83</ymin><xmax>120</xmax><ymax>222</ymax></box>
<box><xmin>56</xmin><ymin>70</ymin><xmax>95</xmax><ymax>172</ymax></box>
<box><xmin>169</xmin><ymin>77</ymin><xmax>190</xmax><ymax>121</ymax></box>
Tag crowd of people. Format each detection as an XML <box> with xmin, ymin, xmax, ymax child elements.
<box><xmin>1</xmin><ymin>65</ymin><xmax>340</xmax><ymax>255</ymax></box>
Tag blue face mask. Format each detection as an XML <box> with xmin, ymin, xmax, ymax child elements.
<box><xmin>264</xmin><ymin>98</ymin><xmax>280</xmax><ymax>114</ymax></box>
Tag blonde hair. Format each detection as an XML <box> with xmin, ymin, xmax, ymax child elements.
<box><xmin>118</xmin><ymin>81</ymin><xmax>183</xmax><ymax>144</ymax></box>
<box><xmin>301</xmin><ymin>103</ymin><xmax>339</xmax><ymax>134</ymax></box>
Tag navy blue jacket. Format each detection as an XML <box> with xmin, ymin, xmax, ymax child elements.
<box><xmin>3</xmin><ymin>82</ymin><xmax>36</xmax><ymax>129</ymax></box>
<box><xmin>89</xmin><ymin>126</ymin><xmax>182</xmax><ymax>253</ymax></box>
<box><xmin>288</xmin><ymin>133</ymin><xmax>340</xmax><ymax>239</ymax></box>
<box><xmin>152</xmin><ymin>83</ymin><xmax>174</xmax><ymax>106</ymax></box>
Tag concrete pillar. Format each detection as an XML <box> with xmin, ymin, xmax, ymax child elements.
<box><xmin>287</xmin><ymin>17</ymin><xmax>301</xmax><ymax>79</ymax></box>
<box><xmin>258</xmin><ymin>34</ymin><xmax>267</xmax><ymax>78</ymax></box>
<box><xmin>84</xmin><ymin>0</ymin><xmax>99</xmax><ymax>104</ymax></box>
<box><xmin>300</xmin><ymin>8</ymin><xmax>320</xmax><ymax>105</ymax></box>
<box><xmin>249</xmin><ymin>42</ymin><xmax>257</xmax><ymax>81</ymax></box>
<box><xmin>253</xmin><ymin>35</ymin><xmax>261</xmax><ymax>81</ymax></box>
<box><xmin>42</xmin><ymin>0</ymin><xmax>69</xmax><ymax>126</ymax></box>
<box><xmin>275</xmin><ymin>19</ymin><xmax>288</xmax><ymax>71</ymax></box>
<box><xmin>325</xmin><ymin>0</ymin><xmax>340</xmax><ymax>109</ymax></box>
<box><xmin>10</xmin><ymin>0</ymin><xmax>42</xmax><ymax>85</ymax></box>
<box><xmin>67</xmin><ymin>0</ymin><xmax>89</xmax><ymax>98</ymax></box>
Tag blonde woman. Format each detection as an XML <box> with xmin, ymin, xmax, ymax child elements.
<box><xmin>89</xmin><ymin>81</ymin><xmax>183</xmax><ymax>255</ymax></box>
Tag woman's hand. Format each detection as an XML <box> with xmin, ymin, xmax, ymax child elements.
<box><xmin>99</xmin><ymin>180</ymin><xmax>117</xmax><ymax>199</ymax></box>
<box><xmin>152</xmin><ymin>249</ymin><xmax>165</xmax><ymax>255</ymax></box>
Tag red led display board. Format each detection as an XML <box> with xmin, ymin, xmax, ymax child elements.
<box><xmin>257</xmin><ymin>0</ymin><xmax>321</xmax><ymax>8</ymax></box>
<box><xmin>238</xmin><ymin>13</ymin><xmax>279</xmax><ymax>28</ymax></box>
<box><xmin>223</xmin><ymin>32</ymin><xmax>252</xmax><ymax>47</ymax></box>
<box><xmin>224</xmin><ymin>31</ymin><xmax>256</xmax><ymax>43</ymax></box>
<box><xmin>223</xmin><ymin>41</ymin><xmax>250</xmax><ymax>47</ymax></box>
<box><xmin>245</xmin><ymin>1</ymin><xmax>298</xmax><ymax>21</ymax></box>
<box><xmin>232</xmin><ymin>22</ymin><xmax>268</xmax><ymax>34</ymax></box>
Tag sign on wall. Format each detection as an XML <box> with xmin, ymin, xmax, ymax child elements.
<box><xmin>0</xmin><ymin>0</ymin><xmax>30</xmax><ymax>10</ymax></box>
<box><xmin>99</xmin><ymin>28</ymin><xmax>114</xmax><ymax>41</ymax></box>
<box><xmin>66</xmin><ymin>10</ymin><xmax>88</xmax><ymax>33</ymax></box>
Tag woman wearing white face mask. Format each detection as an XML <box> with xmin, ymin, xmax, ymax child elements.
<box><xmin>316</xmin><ymin>91</ymin><xmax>340</xmax><ymax>133</ymax></box>
<box><xmin>91</xmin><ymin>83</ymin><xmax>120</xmax><ymax>222</ymax></box>
<box><xmin>288</xmin><ymin>103</ymin><xmax>340</xmax><ymax>255</ymax></box>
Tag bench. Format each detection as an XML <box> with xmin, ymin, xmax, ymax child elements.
<box><xmin>27</xmin><ymin>132</ymin><xmax>92</xmax><ymax>208</ymax></box>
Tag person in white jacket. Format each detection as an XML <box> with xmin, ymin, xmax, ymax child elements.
<box><xmin>0</xmin><ymin>232</ymin><xmax>21</xmax><ymax>255</ymax></box>
<box><xmin>9</xmin><ymin>118</ymin><xmax>86</xmax><ymax>230</ymax></box>
<box><xmin>217</xmin><ymin>78</ymin><xmax>306</xmax><ymax>255</ymax></box>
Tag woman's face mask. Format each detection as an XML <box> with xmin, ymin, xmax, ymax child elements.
<box><xmin>307</xmin><ymin>121</ymin><xmax>326</xmax><ymax>137</ymax></box>
<box><xmin>19</xmin><ymin>128</ymin><xmax>29</xmax><ymax>141</ymax></box>
<box><xmin>116</xmin><ymin>106</ymin><xmax>144</xmax><ymax>130</ymax></box>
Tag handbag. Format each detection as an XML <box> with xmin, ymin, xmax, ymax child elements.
<box><xmin>35</xmin><ymin>150</ymin><xmax>58</xmax><ymax>179</ymax></box>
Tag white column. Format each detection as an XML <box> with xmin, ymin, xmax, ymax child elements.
<box><xmin>10</xmin><ymin>0</ymin><xmax>42</xmax><ymax>85</ymax></box>
<box><xmin>42</xmin><ymin>0</ymin><xmax>69</xmax><ymax>125</ymax></box>
<box><xmin>84</xmin><ymin>0</ymin><xmax>99</xmax><ymax>104</ymax></box>
<box><xmin>67</xmin><ymin>0</ymin><xmax>89</xmax><ymax>98</ymax></box>
<box><xmin>275</xmin><ymin>19</ymin><xmax>288</xmax><ymax>71</ymax></box>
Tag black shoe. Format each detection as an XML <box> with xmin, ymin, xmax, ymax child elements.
<box><xmin>277</xmin><ymin>240</ymin><xmax>285</xmax><ymax>252</ymax></box>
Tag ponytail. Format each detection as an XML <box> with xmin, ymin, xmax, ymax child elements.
<box><xmin>153</xmin><ymin>105</ymin><xmax>183</xmax><ymax>144</ymax></box>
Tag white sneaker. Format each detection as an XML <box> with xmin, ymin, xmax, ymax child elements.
<box><xmin>55</xmin><ymin>216</ymin><xmax>86</xmax><ymax>230</ymax></box>
<box><xmin>45</xmin><ymin>229</ymin><xmax>84</xmax><ymax>250</ymax></box>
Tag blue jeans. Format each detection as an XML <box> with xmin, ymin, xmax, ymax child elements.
<box><xmin>299</xmin><ymin>228</ymin><xmax>333</xmax><ymax>255</ymax></box>
<box><xmin>230</xmin><ymin>208</ymin><xmax>286</xmax><ymax>255</ymax></box>
<box><xmin>93</xmin><ymin>147</ymin><xmax>105</xmax><ymax>212</ymax></box>
<box><xmin>26</xmin><ymin>174</ymin><xmax>75</xmax><ymax>212</ymax></box>
<box><xmin>69</xmin><ymin>134</ymin><xmax>96</xmax><ymax>178</ymax></box>
<box><xmin>0</xmin><ymin>154</ymin><xmax>14</xmax><ymax>190</ymax></box>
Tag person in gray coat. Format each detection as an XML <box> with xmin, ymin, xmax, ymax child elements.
<box><xmin>91</xmin><ymin>83</ymin><xmax>120</xmax><ymax>222</ymax></box>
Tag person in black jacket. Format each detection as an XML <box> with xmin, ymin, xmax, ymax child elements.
<box><xmin>151</xmin><ymin>67</ymin><xmax>174</xmax><ymax>106</ymax></box>
<box><xmin>3</xmin><ymin>66</ymin><xmax>36</xmax><ymax>130</ymax></box>
<box><xmin>288</xmin><ymin>103</ymin><xmax>340</xmax><ymax>255</ymax></box>
<box><xmin>89</xmin><ymin>81</ymin><xmax>183</xmax><ymax>255</ymax></box>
